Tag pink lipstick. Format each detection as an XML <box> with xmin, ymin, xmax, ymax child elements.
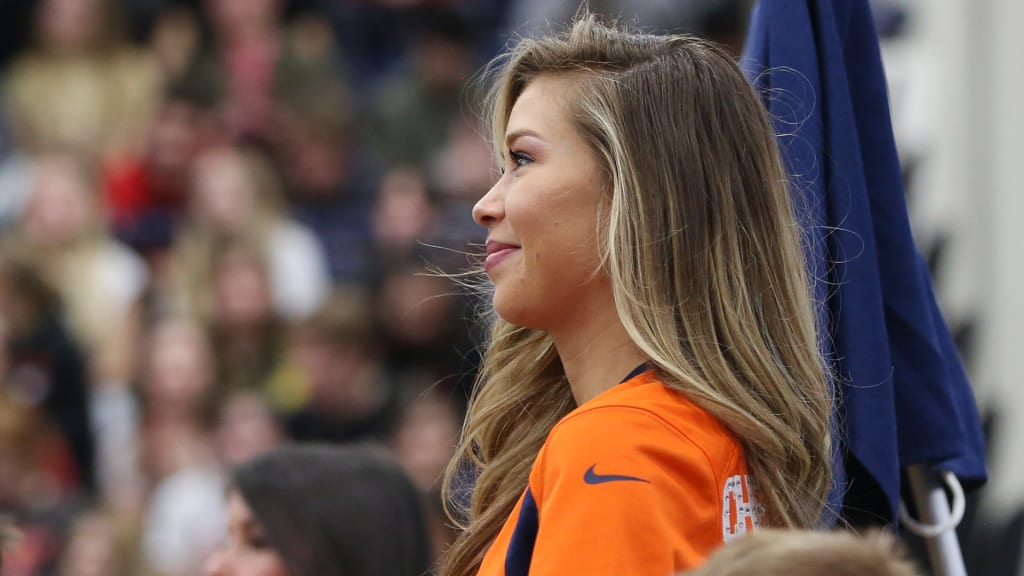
<box><xmin>485</xmin><ymin>240</ymin><xmax>520</xmax><ymax>273</ymax></box>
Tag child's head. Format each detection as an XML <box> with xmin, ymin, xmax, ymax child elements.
<box><xmin>686</xmin><ymin>529</ymin><xmax>920</xmax><ymax>576</ymax></box>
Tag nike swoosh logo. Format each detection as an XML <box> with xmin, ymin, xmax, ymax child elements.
<box><xmin>583</xmin><ymin>464</ymin><xmax>650</xmax><ymax>485</ymax></box>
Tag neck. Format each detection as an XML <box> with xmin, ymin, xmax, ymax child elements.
<box><xmin>549</xmin><ymin>300</ymin><xmax>647</xmax><ymax>406</ymax></box>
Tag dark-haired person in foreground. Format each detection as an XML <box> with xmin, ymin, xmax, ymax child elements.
<box><xmin>204</xmin><ymin>444</ymin><xmax>433</xmax><ymax>576</ymax></box>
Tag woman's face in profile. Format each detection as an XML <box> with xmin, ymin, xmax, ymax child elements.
<box><xmin>472</xmin><ymin>75</ymin><xmax>608</xmax><ymax>331</ymax></box>
<box><xmin>204</xmin><ymin>490</ymin><xmax>290</xmax><ymax>576</ymax></box>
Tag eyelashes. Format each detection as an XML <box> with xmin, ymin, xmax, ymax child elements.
<box><xmin>498</xmin><ymin>149</ymin><xmax>535</xmax><ymax>176</ymax></box>
<box><xmin>506</xmin><ymin>149</ymin><xmax>533</xmax><ymax>172</ymax></box>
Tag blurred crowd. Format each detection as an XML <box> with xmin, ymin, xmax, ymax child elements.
<box><xmin>0</xmin><ymin>0</ymin><xmax>748</xmax><ymax>575</ymax></box>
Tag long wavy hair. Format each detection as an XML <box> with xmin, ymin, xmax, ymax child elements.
<box><xmin>441</xmin><ymin>15</ymin><xmax>832</xmax><ymax>576</ymax></box>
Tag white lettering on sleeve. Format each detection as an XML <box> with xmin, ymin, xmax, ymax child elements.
<box><xmin>722</xmin><ymin>474</ymin><xmax>763</xmax><ymax>542</ymax></box>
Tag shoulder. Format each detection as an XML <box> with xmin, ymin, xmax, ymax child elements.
<box><xmin>106</xmin><ymin>49</ymin><xmax>163</xmax><ymax>89</ymax></box>
<box><xmin>271</xmin><ymin>219</ymin><xmax>323</xmax><ymax>251</ymax></box>
<box><xmin>91</xmin><ymin>239</ymin><xmax>149</xmax><ymax>299</ymax></box>
<box><xmin>532</xmin><ymin>375</ymin><xmax>745</xmax><ymax>502</ymax></box>
<box><xmin>109</xmin><ymin>47</ymin><xmax>158</xmax><ymax>70</ymax></box>
<box><xmin>267</xmin><ymin>221</ymin><xmax>330</xmax><ymax>276</ymax></box>
<box><xmin>549</xmin><ymin>375</ymin><xmax>742</xmax><ymax>468</ymax></box>
<box><xmin>522</xmin><ymin>377</ymin><xmax>759</xmax><ymax>569</ymax></box>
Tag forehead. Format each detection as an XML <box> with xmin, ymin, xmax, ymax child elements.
<box><xmin>506</xmin><ymin>75</ymin><xmax>578</xmax><ymax>134</ymax></box>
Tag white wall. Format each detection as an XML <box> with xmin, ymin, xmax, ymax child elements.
<box><xmin>905</xmin><ymin>0</ymin><xmax>1024</xmax><ymax>530</ymax></box>
<box><xmin>973</xmin><ymin>0</ymin><xmax>1024</xmax><ymax>522</ymax></box>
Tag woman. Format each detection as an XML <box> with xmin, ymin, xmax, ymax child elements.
<box><xmin>172</xmin><ymin>144</ymin><xmax>330</xmax><ymax>323</ymax></box>
<box><xmin>19</xmin><ymin>151</ymin><xmax>148</xmax><ymax>390</ymax></box>
<box><xmin>441</xmin><ymin>15</ymin><xmax>833</xmax><ymax>575</ymax></box>
<box><xmin>204</xmin><ymin>444</ymin><xmax>433</xmax><ymax>576</ymax></box>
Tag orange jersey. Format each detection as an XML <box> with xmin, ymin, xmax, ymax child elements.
<box><xmin>477</xmin><ymin>366</ymin><xmax>761</xmax><ymax>576</ymax></box>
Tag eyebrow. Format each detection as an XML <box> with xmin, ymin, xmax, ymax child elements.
<box><xmin>505</xmin><ymin>129</ymin><xmax>544</xmax><ymax>147</ymax></box>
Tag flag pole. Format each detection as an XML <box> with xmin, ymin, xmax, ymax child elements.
<box><xmin>905</xmin><ymin>465</ymin><xmax>968</xmax><ymax>576</ymax></box>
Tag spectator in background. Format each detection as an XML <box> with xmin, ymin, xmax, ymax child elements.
<box><xmin>139</xmin><ymin>317</ymin><xmax>225</xmax><ymax>576</ymax></box>
<box><xmin>0</xmin><ymin>390</ymin><xmax>80</xmax><ymax>575</ymax></box>
<box><xmin>0</xmin><ymin>0</ymin><xmax>527</xmax><ymax>573</ymax></box>
<box><xmin>19</xmin><ymin>151</ymin><xmax>147</xmax><ymax>391</ymax></box>
<box><xmin>0</xmin><ymin>386</ymin><xmax>80</xmax><ymax>508</ymax></box>
<box><xmin>171</xmin><ymin>144</ymin><xmax>330</xmax><ymax>322</ymax></box>
<box><xmin>0</xmin><ymin>241</ymin><xmax>95</xmax><ymax>495</ymax></box>
<box><xmin>369</xmin><ymin>8</ymin><xmax>477</xmax><ymax>169</ymax></box>
<box><xmin>205</xmin><ymin>240</ymin><xmax>289</xmax><ymax>395</ymax></box>
<box><xmin>390</xmin><ymin>374</ymin><xmax>463</xmax><ymax>558</ymax></box>
<box><xmin>139</xmin><ymin>317</ymin><xmax>218</xmax><ymax>483</ymax></box>
<box><xmin>180</xmin><ymin>0</ymin><xmax>348</xmax><ymax>146</ymax></box>
<box><xmin>184</xmin><ymin>0</ymin><xmax>285</xmax><ymax>142</ymax></box>
<box><xmin>371</xmin><ymin>166</ymin><xmax>438</xmax><ymax>266</ymax></box>
<box><xmin>141</xmin><ymin>446</ymin><xmax>225</xmax><ymax>576</ymax></box>
<box><xmin>59</xmin><ymin>509</ymin><xmax>137</xmax><ymax>576</ymax></box>
<box><xmin>320</xmin><ymin>0</ymin><xmax>445</xmax><ymax>87</ymax></box>
<box><xmin>140</xmin><ymin>322</ymin><xmax>286</xmax><ymax>576</ymax></box>
<box><xmin>213</xmin><ymin>390</ymin><xmax>284</xmax><ymax>469</ymax></box>
<box><xmin>16</xmin><ymin>151</ymin><xmax>149</xmax><ymax>514</ymax></box>
<box><xmin>3</xmin><ymin>0</ymin><xmax>162</xmax><ymax>158</ymax></box>
<box><xmin>273</xmin><ymin>78</ymin><xmax>376</xmax><ymax>284</ymax></box>
<box><xmin>322</xmin><ymin>0</ymin><xmax>507</xmax><ymax>97</ymax></box>
<box><xmin>204</xmin><ymin>444</ymin><xmax>433</xmax><ymax>576</ymax></box>
<box><xmin>391</xmin><ymin>375</ymin><xmax>462</xmax><ymax>494</ymax></box>
<box><xmin>506</xmin><ymin>0</ymin><xmax>751</xmax><ymax>55</ymax></box>
<box><xmin>149</xmin><ymin>4</ymin><xmax>202</xmax><ymax>85</ymax></box>
<box><xmin>373</xmin><ymin>260</ymin><xmax>464</xmax><ymax>376</ymax></box>
<box><xmin>283</xmin><ymin>289</ymin><xmax>398</xmax><ymax>444</ymax></box>
<box><xmin>104</xmin><ymin>83</ymin><xmax>221</xmax><ymax>262</ymax></box>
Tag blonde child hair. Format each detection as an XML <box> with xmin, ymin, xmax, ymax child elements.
<box><xmin>686</xmin><ymin>530</ymin><xmax>920</xmax><ymax>576</ymax></box>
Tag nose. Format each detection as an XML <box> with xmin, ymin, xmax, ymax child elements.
<box><xmin>472</xmin><ymin>179</ymin><xmax>505</xmax><ymax>228</ymax></box>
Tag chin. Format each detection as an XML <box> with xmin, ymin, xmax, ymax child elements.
<box><xmin>491</xmin><ymin>288</ymin><xmax>544</xmax><ymax>330</ymax></box>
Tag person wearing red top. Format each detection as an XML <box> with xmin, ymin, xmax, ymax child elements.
<box><xmin>441</xmin><ymin>13</ymin><xmax>834</xmax><ymax>576</ymax></box>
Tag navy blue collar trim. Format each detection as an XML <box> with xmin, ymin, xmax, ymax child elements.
<box><xmin>621</xmin><ymin>362</ymin><xmax>650</xmax><ymax>383</ymax></box>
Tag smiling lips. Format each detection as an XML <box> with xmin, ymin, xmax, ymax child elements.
<box><xmin>485</xmin><ymin>240</ymin><xmax>521</xmax><ymax>273</ymax></box>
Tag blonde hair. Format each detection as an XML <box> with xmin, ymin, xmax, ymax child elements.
<box><xmin>684</xmin><ymin>530</ymin><xmax>920</xmax><ymax>576</ymax></box>
<box><xmin>441</xmin><ymin>15</ymin><xmax>832</xmax><ymax>575</ymax></box>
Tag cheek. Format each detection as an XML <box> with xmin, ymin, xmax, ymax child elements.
<box><xmin>213</xmin><ymin>546</ymin><xmax>289</xmax><ymax>576</ymax></box>
<box><xmin>510</xmin><ymin>196</ymin><xmax>602</xmax><ymax>277</ymax></box>
<box><xmin>494</xmin><ymin>217</ymin><xmax>604</xmax><ymax>329</ymax></box>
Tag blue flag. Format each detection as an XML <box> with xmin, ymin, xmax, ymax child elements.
<box><xmin>741</xmin><ymin>0</ymin><xmax>987</xmax><ymax>525</ymax></box>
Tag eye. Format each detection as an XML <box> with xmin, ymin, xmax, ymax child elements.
<box><xmin>248</xmin><ymin>534</ymin><xmax>271</xmax><ymax>550</ymax></box>
<box><xmin>243</xmin><ymin>523</ymin><xmax>272</xmax><ymax>550</ymax></box>
<box><xmin>509</xmin><ymin>149</ymin><xmax>533</xmax><ymax>170</ymax></box>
